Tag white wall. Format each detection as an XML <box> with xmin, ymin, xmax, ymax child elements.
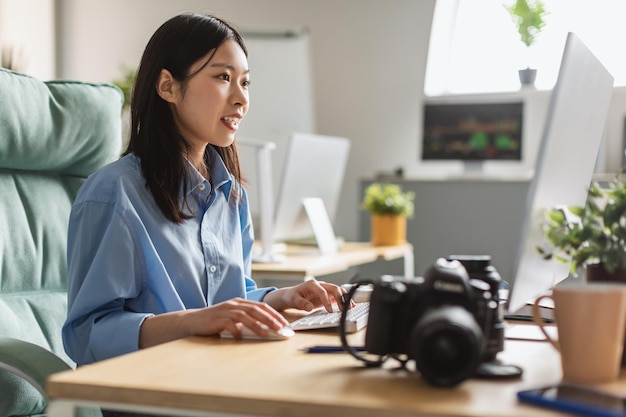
<box><xmin>15</xmin><ymin>0</ymin><xmax>626</xmax><ymax>243</ymax></box>
<box><xmin>54</xmin><ymin>0</ymin><xmax>436</xmax><ymax>241</ymax></box>
<box><xmin>0</xmin><ymin>0</ymin><xmax>55</xmax><ymax>79</ymax></box>
<box><xmin>603</xmin><ymin>87</ymin><xmax>626</xmax><ymax>173</ymax></box>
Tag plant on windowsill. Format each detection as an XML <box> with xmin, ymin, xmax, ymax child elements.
<box><xmin>504</xmin><ymin>0</ymin><xmax>547</xmax><ymax>87</ymax></box>
<box><xmin>537</xmin><ymin>175</ymin><xmax>626</xmax><ymax>283</ymax></box>
<box><xmin>362</xmin><ymin>183</ymin><xmax>415</xmax><ymax>246</ymax></box>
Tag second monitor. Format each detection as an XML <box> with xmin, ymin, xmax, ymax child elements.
<box><xmin>507</xmin><ymin>32</ymin><xmax>614</xmax><ymax>313</ymax></box>
<box><xmin>272</xmin><ymin>132</ymin><xmax>351</xmax><ymax>251</ymax></box>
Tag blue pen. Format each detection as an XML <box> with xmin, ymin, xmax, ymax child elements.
<box><xmin>303</xmin><ymin>345</ymin><xmax>366</xmax><ymax>353</ymax></box>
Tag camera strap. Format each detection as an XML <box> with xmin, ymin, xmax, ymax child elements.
<box><xmin>339</xmin><ymin>281</ymin><xmax>388</xmax><ymax>367</ymax></box>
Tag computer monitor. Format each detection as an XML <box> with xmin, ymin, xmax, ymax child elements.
<box><xmin>507</xmin><ymin>32</ymin><xmax>614</xmax><ymax>313</ymax></box>
<box><xmin>272</xmin><ymin>132</ymin><xmax>351</xmax><ymax>244</ymax></box>
<box><xmin>421</xmin><ymin>100</ymin><xmax>524</xmax><ymax>173</ymax></box>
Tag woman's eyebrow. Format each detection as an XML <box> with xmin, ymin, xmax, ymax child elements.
<box><xmin>210</xmin><ymin>62</ymin><xmax>250</xmax><ymax>74</ymax></box>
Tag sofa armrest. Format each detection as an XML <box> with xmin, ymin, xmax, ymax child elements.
<box><xmin>0</xmin><ymin>337</ymin><xmax>71</xmax><ymax>397</ymax></box>
<box><xmin>0</xmin><ymin>337</ymin><xmax>104</xmax><ymax>417</ymax></box>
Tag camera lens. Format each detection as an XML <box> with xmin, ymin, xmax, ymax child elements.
<box><xmin>409</xmin><ymin>306</ymin><xmax>484</xmax><ymax>387</ymax></box>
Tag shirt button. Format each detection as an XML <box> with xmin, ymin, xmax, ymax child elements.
<box><xmin>198</xmin><ymin>183</ymin><xmax>206</xmax><ymax>191</ymax></box>
<box><xmin>209</xmin><ymin>265</ymin><xmax>217</xmax><ymax>273</ymax></box>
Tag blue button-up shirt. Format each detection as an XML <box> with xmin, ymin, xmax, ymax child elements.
<box><xmin>63</xmin><ymin>149</ymin><xmax>272</xmax><ymax>365</ymax></box>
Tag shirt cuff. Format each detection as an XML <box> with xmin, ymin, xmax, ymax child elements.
<box><xmin>247</xmin><ymin>287</ymin><xmax>276</xmax><ymax>302</ymax></box>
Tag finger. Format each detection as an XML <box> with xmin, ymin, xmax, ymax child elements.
<box><xmin>214</xmin><ymin>299</ymin><xmax>286</xmax><ymax>333</ymax></box>
<box><xmin>219</xmin><ymin>321</ymin><xmax>243</xmax><ymax>338</ymax></box>
<box><xmin>260</xmin><ymin>303</ymin><xmax>290</xmax><ymax>327</ymax></box>
<box><xmin>305</xmin><ymin>280</ymin><xmax>335</xmax><ymax>312</ymax></box>
<box><xmin>336</xmin><ymin>286</ymin><xmax>356</xmax><ymax>310</ymax></box>
<box><xmin>343</xmin><ymin>287</ymin><xmax>357</xmax><ymax>309</ymax></box>
<box><xmin>233</xmin><ymin>299</ymin><xmax>289</xmax><ymax>329</ymax></box>
<box><xmin>222</xmin><ymin>320</ymin><xmax>271</xmax><ymax>339</ymax></box>
<box><xmin>320</xmin><ymin>282</ymin><xmax>352</xmax><ymax>311</ymax></box>
<box><xmin>246</xmin><ymin>321</ymin><xmax>272</xmax><ymax>337</ymax></box>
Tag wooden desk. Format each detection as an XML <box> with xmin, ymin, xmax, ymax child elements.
<box><xmin>47</xmin><ymin>325</ymin><xmax>601</xmax><ymax>417</ymax></box>
<box><xmin>251</xmin><ymin>241</ymin><xmax>414</xmax><ymax>281</ymax></box>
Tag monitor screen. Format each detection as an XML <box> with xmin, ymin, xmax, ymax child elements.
<box><xmin>507</xmin><ymin>32</ymin><xmax>614</xmax><ymax>313</ymax></box>
<box><xmin>272</xmin><ymin>132</ymin><xmax>351</xmax><ymax>243</ymax></box>
<box><xmin>422</xmin><ymin>101</ymin><xmax>523</xmax><ymax>161</ymax></box>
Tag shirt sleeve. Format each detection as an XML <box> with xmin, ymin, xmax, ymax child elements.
<box><xmin>239</xmin><ymin>187</ymin><xmax>276</xmax><ymax>301</ymax></box>
<box><xmin>63</xmin><ymin>200</ymin><xmax>152</xmax><ymax>365</ymax></box>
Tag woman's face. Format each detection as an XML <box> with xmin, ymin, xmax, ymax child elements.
<box><xmin>168</xmin><ymin>39</ymin><xmax>250</xmax><ymax>150</ymax></box>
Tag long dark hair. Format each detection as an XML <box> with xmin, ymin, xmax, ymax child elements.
<box><xmin>124</xmin><ymin>13</ymin><xmax>247</xmax><ymax>223</ymax></box>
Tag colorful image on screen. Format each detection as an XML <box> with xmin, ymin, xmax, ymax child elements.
<box><xmin>421</xmin><ymin>102</ymin><xmax>523</xmax><ymax>161</ymax></box>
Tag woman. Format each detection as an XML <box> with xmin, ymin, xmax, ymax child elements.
<box><xmin>63</xmin><ymin>12</ymin><xmax>347</xmax><ymax>367</ymax></box>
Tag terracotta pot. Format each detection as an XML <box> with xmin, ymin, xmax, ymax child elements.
<box><xmin>585</xmin><ymin>263</ymin><xmax>626</xmax><ymax>366</ymax></box>
<box><xmin>370</xmin><ymin>214</ymin><xmax>406</xmax><ymax>246</ymax></box>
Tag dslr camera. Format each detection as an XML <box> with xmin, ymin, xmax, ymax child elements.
<box><xmin>353</xmin><ymin>257</ymin><xmax>502</xmax><ymax>387</ymax></box>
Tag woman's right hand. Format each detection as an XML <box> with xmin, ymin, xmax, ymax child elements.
<box><xmin>192</xmin><ymin>297</ymin><xmax>289</xmax><ymax>337</ymax></box>
<box><xmin>139</xmin><ymin>298</ymin><xmax>288</xmax><ymax>348</ymax></box>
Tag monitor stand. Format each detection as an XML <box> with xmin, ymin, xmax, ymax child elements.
<box><xmin>301</xmin><ymin>197</ymin><xmax>339</xmax><ymax>254</ymax></box>
<box><xmin>240</xmin><ymin>138</ymin><xmax>287</xmax><ymax>264</ymax></box>
<box><xmin>277</xmin><ymin>198</ymin><xmax>340</xmax><ymax>254</ymax></box>
<box><xmin>252</xmin><ymin>198</ymin><xmax>339</xmax><ymax>263</ymax></box>
<box><xmin>462</xmin><ymin>160</ymin><xmax>485</xmax><ymax>176</ymax></box>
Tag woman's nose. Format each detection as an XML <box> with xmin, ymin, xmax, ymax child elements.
<box><xmin>231</xmin><ymin>84</ymin><xmax>249</xmax><ymax>107</ymax></box>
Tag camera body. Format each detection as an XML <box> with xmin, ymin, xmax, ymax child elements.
<box><xmin>448</xmin><ymin>254</ymin><xmax>505</xmax><ymax>361</ymax></box>
<box><xmin>364</xmin><ymin>257</ymin><xmax>499</xmax><ymax>387</ymax></box>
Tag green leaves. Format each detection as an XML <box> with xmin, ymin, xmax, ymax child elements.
<box><xmin>538</xmin><ymin>176</ymin><xmax>626</xmax><ymax>275</ymax></box>
<box><xmin>362</xmin><ymin>183</ymin><xmax>415</xmax><ymax>217</ymax></box>
<box><xmin>112</xmin><ymin>66</ymin><xmax>137</xmax><ymax>109</ymax></box>
<box><xmin>504</xmin><ymin>0</ymin><xmax>547</xmax><ymax>47</ymax></box>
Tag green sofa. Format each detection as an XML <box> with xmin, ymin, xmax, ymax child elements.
<box><xmin>0</xmin><ymin>68</ymin><xmax>123</xmax><ymax>416</ymax></box>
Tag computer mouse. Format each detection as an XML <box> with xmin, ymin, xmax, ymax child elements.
<box><xmin>220</xmin><ymin>325</ymin><xmax>295</xmax><ymax>341</ymax></box>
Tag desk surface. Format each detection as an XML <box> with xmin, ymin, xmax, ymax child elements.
<box><xmin>46</xmin><ymin>322</ymin><xmax>623</xmax><ymax>417</ymax></box>
<box><xmin>251</xmin><ymin>241</ymin><xmax>413</xmax><ymax>278</ymax></box>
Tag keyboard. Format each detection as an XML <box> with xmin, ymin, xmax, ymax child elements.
<box><xmin>288</xmin><ymin>302</ymin><xmax>369</xmax><ymax>333</ymax></box>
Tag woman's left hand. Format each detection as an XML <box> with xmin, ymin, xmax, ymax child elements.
<box><xmin>263</xmin><ymin>278</ymin><xmax>353</xmax><ymax>312</ymax></box>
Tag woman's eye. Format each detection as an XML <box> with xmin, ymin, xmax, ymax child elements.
<box><xmin>218</xmin><ymin>73</ymin><xmax>230</xmax><ymax>81</ymax></box>
<box><xmin>242</xmin><ymin>79</ymin><xmax>251</xmax><ymax>87</ymax></box>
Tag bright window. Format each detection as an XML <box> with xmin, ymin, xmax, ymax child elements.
<box><xmin>425</xmin><ymin>0</ymin><xmax>626</xmax><ymax>96</ymax></box>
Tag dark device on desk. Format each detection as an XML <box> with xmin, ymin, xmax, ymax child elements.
<box><xmin>518</xmin><ymin>384</ymin><xmax>626</xmax><ymax>417</ymax></box>
<box><xmin>447</xmin><ymin>255</ymin><xmax>505</xmax><ymax>361</ymax></box>
<box><xmin>340</xmin><ymin>258</ymin><xmax>501</xmax><ymax>387</ymax></box>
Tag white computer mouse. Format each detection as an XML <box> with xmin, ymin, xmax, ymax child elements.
<box><xmin>220</xmin><ymin>325</ymin><xmax>295</xmax><ymax>341</ymax></box>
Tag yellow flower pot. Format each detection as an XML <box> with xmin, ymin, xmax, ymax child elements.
<box><xmin>370</xmin><ymin>214</ymin><xmax>406</xmax><ymax>246</ymax></box>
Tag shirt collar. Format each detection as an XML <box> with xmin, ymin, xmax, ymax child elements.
<box><xmin>185</xmin><ymin>146</ymin><xmax>233</xmax><ymax>200</ymax></box>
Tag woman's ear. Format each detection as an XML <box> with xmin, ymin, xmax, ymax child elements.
<box><xmin>156</xmin><ymin>69</ymin><xmax>178</xmax><ymax>103</ymax></box>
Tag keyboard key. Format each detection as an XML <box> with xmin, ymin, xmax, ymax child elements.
<box><xmin>289</xmin><ymin>302</ymin><xmax>369</xmax><ymax>333</ymax></box>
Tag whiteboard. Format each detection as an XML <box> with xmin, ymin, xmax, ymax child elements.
<box><xmin>237</xmin><ymin>28</ymin><xmax>315</xmax><ymax>222</ymax></box>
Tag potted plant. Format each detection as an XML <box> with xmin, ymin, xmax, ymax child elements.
<box><xmin>362</xmin><ymin>183</ymin><xmax>415</xmax><ymax>246</ymax></box>
<box><xmin>537</xmin><ymin>176</ymin><xmax>626</xmax><ymax>282</ymax></box>
<box><xmin>112</xmin><ymin>66</ymin><xmax>137</xmax><ymax>146</ymax></box>
<box><xmin>504</xmin><ymin>0</ymin><xmax>547</xmax><ymax>87</ymax></box>
<box><xmin>112</xmin><ymin>66</ymin><xmax>137</xmax><ymax>109</ymax></box>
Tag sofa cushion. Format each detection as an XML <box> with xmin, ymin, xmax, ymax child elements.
<box><xmin>0</xmin><ymin>69</ymin><xmax>122</xmax><ymax>176</ymax></box>
<box><xmin>0</xmin><ymin>174</ymin><xmax>82</xmax><ymax>294</ymax></box>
